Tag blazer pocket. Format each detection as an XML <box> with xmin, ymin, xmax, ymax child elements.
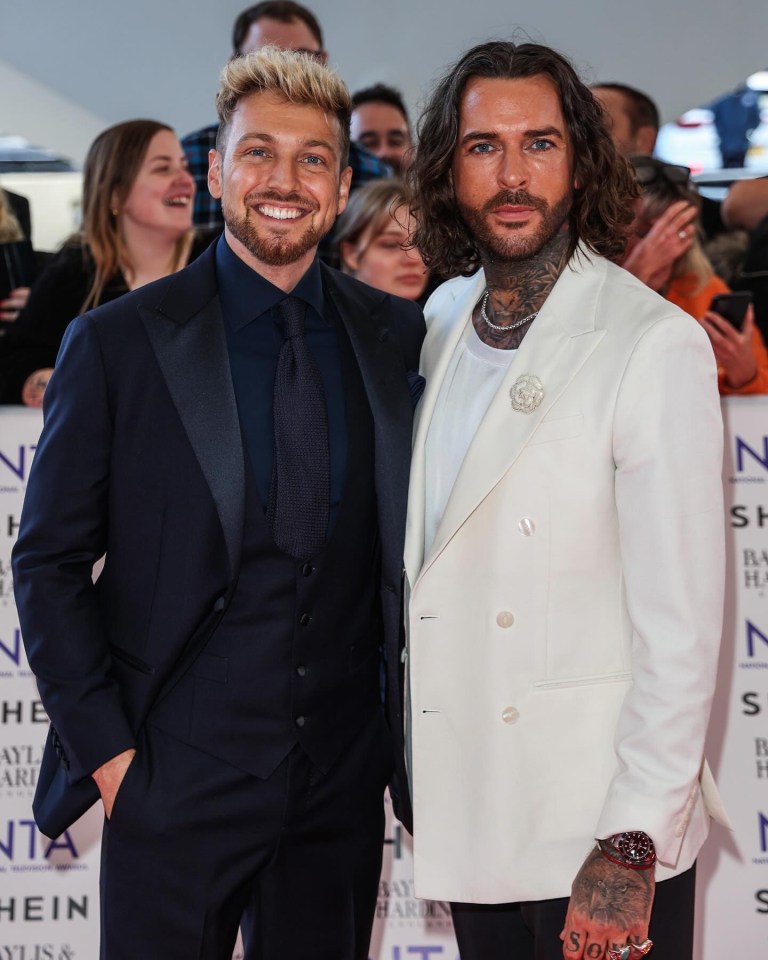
<box><xmin>532</xmin><ymin>669</ymin><xmax>633</xmax><ymax>691</ymax></box>
<box><xmin>528</xmin><ymin>413</ymin><xmax>583</xmax><ymax>445</ymax></box>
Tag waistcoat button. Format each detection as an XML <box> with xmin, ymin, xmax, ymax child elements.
<box><xmin>496</xmin><ymin>611</ymin><xmax>514</xmax><ymax>628</ymax></box>
<box><xmin>299</xmin><ymin>613</ymin><xmax>312</xmax><ymax>626</ymax></box>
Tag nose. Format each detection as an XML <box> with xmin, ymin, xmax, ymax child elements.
<box><xmin>177</xmin><ymin>166</ymin><xmax>196</xmax><ymax>194</ymax></box>
<box><xmin>266</xmin><ymin>155</ymin><xmax>301</xmax><ymax>193</ymax></box>
<box><xmin>498</xmin><ymin>150</ymin><xmax>528</xmax><ymax>189</ymax></box>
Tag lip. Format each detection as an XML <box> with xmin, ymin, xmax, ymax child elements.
<box><xmin>162</xmin><ymin>193</ymin><xmax>192</xmax><ymax>207</ymax></box>
<box><xmin>492</xmin><ymin>204</ymin><xmax>536</xmax><ymax>221</ymax></box>
<box><xmin>397</xmin><ymin>273</ymin><xmax>424</xmax><ymax>284</ymax></box>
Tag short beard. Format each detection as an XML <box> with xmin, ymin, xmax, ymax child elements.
<box><xmin>222</xmin><ymin>191</ymin><xmax>324</xmax><ymax>266</ymax></box>
<box><xmin>459</xmin><ymin>188</ymin><xmax>573</xmax><ymax>263</ymax></box>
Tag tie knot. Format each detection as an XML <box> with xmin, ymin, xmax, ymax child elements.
<box><xmin>278</xmin><ymin>297</ymin><xmax>306</xmax><ymax>338</ymax></box>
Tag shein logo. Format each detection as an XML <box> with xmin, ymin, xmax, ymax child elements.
<box><xmin>0</xmin><ymin>445</ymin><xmax>37</xmax><ymax>483</ymax></box>
<box><xmin>736</xmin><ymin>437</ymin><xmax>768</xmax><ymax>473</ymax></box>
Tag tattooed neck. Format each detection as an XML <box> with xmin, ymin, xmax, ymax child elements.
<box><xmin>473</xmin><ymin>229</ymin><xmax>572</xmax><ymax>350</ymax></box>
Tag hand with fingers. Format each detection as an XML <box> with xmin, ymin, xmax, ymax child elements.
<box><xmin>0</xmin><ymin>285</ymin><xmax>30</xmax><ymax>322</ymax></box>
<box><xmin>560</xmin><ymin>846</ymin><xmax>655</xmax><ymax>960</ymax></box>
<box><xmin>623</xmin><ymin>200</ymin><xmax>697</xmax><ymax>291</ymax></box>
<box><xmin>699</xmin><ymin>304</ymin><xmax>758</xmax><ymax>390</ymax></box>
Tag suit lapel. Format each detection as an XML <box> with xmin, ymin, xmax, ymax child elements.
<box><xmin>412</xmin><ymin>248</ymin><xmax>608</xmax><ymax>585</ymax></box>
<box><xmin>139</xmin><ymin>247</ymin><xmax>245</xmax><ymax>577</ymax></box>
<box><xmin>322</xmin><ymin>266</ymin><xmax>413</xmax><ymax>581</ymax></box>
<box><xmin>404</xmin><ymin>272</ymin><xmax>484</xmax><ymax>584</ymax></box>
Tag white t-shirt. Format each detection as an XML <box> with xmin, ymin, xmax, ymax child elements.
<box><xmin>424</xmin><ymin>320</ymin><xmax>517</xmax><ymax>554</ymax></box>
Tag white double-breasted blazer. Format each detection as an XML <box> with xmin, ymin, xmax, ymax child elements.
<box><xmin>404</xmin><ymin>246</ymin><xmax>729</xmax><ymax>904</ymax></box>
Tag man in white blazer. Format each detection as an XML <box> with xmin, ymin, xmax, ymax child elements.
<box><xmin>404</xmin><ymin>41</ymin><xmax>728</xmax><ymax>960</ymax></box>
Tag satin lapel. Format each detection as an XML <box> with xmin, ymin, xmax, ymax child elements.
<box><xmin>322</xmin><ymin>267</ymin><xmax>412</xmax><ymax>582</ymax></box>
<box><xmin>139</xmin><ymin>257</ymin><xmax>244</xmax><ymax>577</ymax></box>
<box><xmin>404</xmin><ymin>271</ymin><xmax>485</xmax><ymax>585</ymax></box>
<box><xmin>417</xmin><ymin>249</ymin><xmax>608</xmax><ymax>584</ymax></box>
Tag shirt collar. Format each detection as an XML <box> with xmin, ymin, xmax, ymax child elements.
<box><xmin>215</xmin><ymin>233</ymin><xmax>325</xmax><ymax>331</ymax></box>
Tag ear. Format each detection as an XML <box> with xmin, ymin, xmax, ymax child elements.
<box><xmin>339</xmin><ymin>240</ymin><xmax>359</xmax><ymax>272</ymax></box>
<box><xmin>208</xmin><ymin>149</ymin><xmax>223</xmax><ymax>200</ymax></box>
<box><xmin>336</xmin><ymin>165</ymin><xmax>353</xmax><ymax>216</ymax></box>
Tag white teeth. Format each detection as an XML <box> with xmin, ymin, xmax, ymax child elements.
<box><xmin>164</xmin><ymin>197</ymin><xmax>190</xmax><ymax>206</ymax></box>
<box><xmin>258</xmin><ymin>205</ymin><xmax>302</xmax><ymax>220</ymax></box>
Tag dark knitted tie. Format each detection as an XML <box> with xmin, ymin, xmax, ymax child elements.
<box><xmin>267</xmin><ymin>296</ymin><xmax>330</xmax><ymax>559</ymax></box>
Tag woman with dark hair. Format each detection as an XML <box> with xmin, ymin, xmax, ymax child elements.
<box><xmin>626</xmin><ymin>155</ymin><xmax>768</xmax><ymax>394</ymax></box>
<box><xmin>0</xmin><ymin>120</ymin><xmax>212</xmax><ymax>406</ymax></box>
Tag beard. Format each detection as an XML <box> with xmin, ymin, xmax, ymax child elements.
<box><xmin>458</xmin><ymin>187</ymin><xmax>573</xmax><ymax>262</ymax></box>
<box><xmin>222</xmin><ymin>190</ymin><xmax>325</xmax><ymax>266</ymax></box>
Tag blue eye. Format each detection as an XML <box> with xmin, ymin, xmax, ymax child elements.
<box><xmin>303</xmin><ymin>155</ymin><xmax>325</xmax><ymax>165</ymax></box>
<box><xmin>470</xmin><ymin>142</ymin><xmax>495</xmax><ymax>154</ymax></box>
<box><xmin>531</xmin><ymin>140</ymin><xmax>553</xmax><ymax>151</ymax></box>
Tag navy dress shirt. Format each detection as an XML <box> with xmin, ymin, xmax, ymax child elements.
<box><xmin>215</xmin><ymin>235</ymin><xmax>347</xmax><ymax>530</ymax></box>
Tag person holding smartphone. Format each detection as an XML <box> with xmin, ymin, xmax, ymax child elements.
<box><xmin>626</xmin><ymin>155</ymin><xmax>768</xmax><ymax>394</ymax></box>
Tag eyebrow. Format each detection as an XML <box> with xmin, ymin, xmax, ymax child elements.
<box><xmin>460</xmin><ymin>126</ymin><xmax>565</xmax><ymax>145</ymax></box>
<box><xmin>236</xmin><ymin>132</ymin><xmax>338</xmax><ymax>153</ymax></box>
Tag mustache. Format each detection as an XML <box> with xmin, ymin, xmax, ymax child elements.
<box><xmin>245</xmin><ymin>190</ymin><xmax>318</xmax><ymax>211</ymax></box>
<box><xmin>481</xmin><ymin>190</ymin><xmax>547</xmax><ymax>215</ymax></box>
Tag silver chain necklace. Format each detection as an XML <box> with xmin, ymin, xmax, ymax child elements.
<box><xmin>480</xmin><ymin>290</ymin><xmax>538</xmax><ymax>333</ymax></box>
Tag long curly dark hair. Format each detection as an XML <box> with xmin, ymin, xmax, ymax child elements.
<box><xmin>407</xmin><ymin>41</ymin><xmax>638</xmax><ymax>278</ymax></box>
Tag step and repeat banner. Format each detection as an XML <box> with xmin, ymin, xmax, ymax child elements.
<box><xmin>1</xmin><ymin>399</ymin><xmax>766</xmax><ymax>958</ymax></box>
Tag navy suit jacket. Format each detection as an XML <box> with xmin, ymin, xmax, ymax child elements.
<box><xmin>12</xmin><ymin>241</ymin><xmax>424</xmax><ymax>831</ymax></box>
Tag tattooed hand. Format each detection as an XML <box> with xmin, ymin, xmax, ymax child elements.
<box><xmin>559</xmin><ymin>846</ymin><xmax>655</xmax><ymax>959</ymax></box>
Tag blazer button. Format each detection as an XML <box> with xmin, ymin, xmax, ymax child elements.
<box><xmin>496</xmin><ymin>611</ymin><xmax>514</xmax><ymax>628</ymax></box>
<box><xmin>299</xmin><ymin>613</ymin><xmax>312</xmax><ymax>626</ymax></box>
<box><xmin>295</xmin><ymin>716</ymin><xmax>306</xmax><ymax>728</ymax></box>
<box><xmin>213</xmin><ymin>596</ymin><xmax>226</xmax><ymax>613</ymax></box>
<box><xmin>501</xmin><ymin>706</ymin><xmax>520</xmax><ymax>724</ymax></box>
<box><xmin>518</xmin><ymin>518</ymin><xmax>535</xmax><ymax>536</ymax></box>
<box><xmin>296</xmin><ymin>665</ymin><xmax>307</xmax><ymax>677</ymax></box>
<box><xmin>301</xmin><ymin>563</ymin><xmax>314</xmax><ymax>577</ymax></box>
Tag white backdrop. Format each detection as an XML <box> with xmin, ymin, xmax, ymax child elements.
<box><xmin>1</xmin><ymin>399</ymin><xmax>765</xmax><ymax>957</ymax></box>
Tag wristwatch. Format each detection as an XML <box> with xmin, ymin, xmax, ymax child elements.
<box><xmin>598</xmin><ymin>831</ymin><xmax>656</xmax><ymax>870</ymax></box>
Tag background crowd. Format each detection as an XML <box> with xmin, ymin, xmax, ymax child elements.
<box><xmin>1</xmin><ymin>0</ymin><xmax>767</xmax><ymax>406</ymax></box>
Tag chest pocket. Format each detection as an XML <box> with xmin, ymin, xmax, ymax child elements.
<box><xmin>528</xmin><ymin>413</ymin><xmax>583</xmax><ymax>446</ymax></box>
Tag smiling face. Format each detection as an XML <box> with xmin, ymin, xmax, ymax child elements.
<box><xmin>452</xmin><ymin>74</ymin><xmax>575</xmax><ymax>263</ymax></box>
<box><xmin>119</xmin><ymin>129</ymin><xmax>194</xmax><ymax>239</ymax></box>
<box><xmin>209</xmin><ymin>90</ymin><xmax>351</xmax><ymax>279</ymax></box>
<box><xmin>341</xmin><ymin>208</ymin><xmax>427</xmax><ymax>300</ymax></box>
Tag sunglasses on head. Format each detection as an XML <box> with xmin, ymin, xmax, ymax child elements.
<box><xmin>629</xmin><ymin>155</ymin><xmax>691</xmax><ymax>187</ymax></box>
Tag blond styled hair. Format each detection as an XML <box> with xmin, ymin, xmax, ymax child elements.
<box><xmin>215</xmin><ymin>46</ymin><xmax>351</xmax><ymax>165</ymax></box>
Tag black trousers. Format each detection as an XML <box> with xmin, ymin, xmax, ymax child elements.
<box><xmin>451</xmin><ymin>863</ymin><xmax>696</xmax><ymax>960</ymax></box>
<box><xmin>100</xmin><ymin>713</ymin><xmax>392</xmax><ymax>960</ymax></box>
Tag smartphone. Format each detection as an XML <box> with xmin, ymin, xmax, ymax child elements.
<box><xmin>709</xmin><ymin>291</ymin><xmax>752</xmax><ymax>330</ymax></box>
<box><xmin>0</xmin><ymin>240</ymin><xmax>36</xmax><ymax>300</ymax></box>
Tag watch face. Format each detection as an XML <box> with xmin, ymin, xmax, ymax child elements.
<box><xmin>617</xmin><ymin>831</ymin><xmax>654</xmax><ymax>863</ymax></box>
